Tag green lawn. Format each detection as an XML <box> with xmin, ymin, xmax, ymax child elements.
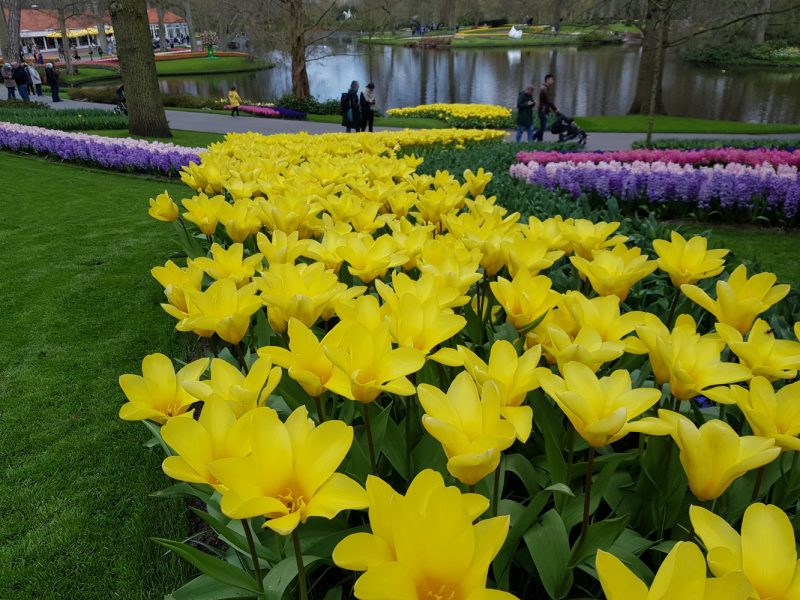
<box><xmin>576</xmin><ymin>115</ymin><xmax>800</xmax><ymax>134</ymax></box>
<box><xmin>359</xmin><ymin>34</ymin><xmax>578</xmax><ymax>47</ymax></box>
<box><xmin>308</xmin><ymin>113</ymin><xmax>452</xmax><ymax>129</ymax></box>
<box><xmin>78</xmin><ymin>128</ymin><xmax>226</xmax><ymax>147</ymax></box>
<box><xmin>59</xmin><ymin>66</ymin><xmax>120</xmax><ymax>86</ymax></box>
<box><xmin>0</xmin><ymin>154</ymin><xmax>196</xmax><ymax>599</ymax></box>
<box><xmin>155</xmin><ymin>56</ymin><xmax>271</xmax><ymax>76</ymax></box>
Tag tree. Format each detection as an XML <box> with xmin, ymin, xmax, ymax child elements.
<box><xmin>181</xmin><ymin>0</ymin><xmax>198</xmax><ymax>51</ymax></box>
<box><xmin>3</xmin><ymin>0</ymin><xmax>21</xmax><ymax>63</ymax></box>
<box><xmin>0</xmin><ymin>1</ymin><xmax>11</xmax><ymax>61</ymax></box>
<box><xmin>109</xmin><ymin>0</ymin><xmax>172</xmax><ymax>137</ymax></box>
<box><xmin>92</xmin><ymin>0</ymin><xmax>109</xmax><ymax>53</ymax></box>
<box><xmin>626</xmin><ymin>0</ymin><xmax>670</xmax><ymax>116</ymax></box>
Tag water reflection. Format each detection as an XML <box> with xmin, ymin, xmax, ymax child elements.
<box><xmin>153</xmin><ymin>43</ymin><xmax>800</xmax><ymax>123</ymax></box>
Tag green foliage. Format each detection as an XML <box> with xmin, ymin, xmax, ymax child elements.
<box><xmin>632</xmin><ymin>137</ymin><xmax>800</xmax><ymax>150</ymax></box>
<box><xmin>68</xmin><ymin>86</ymin><xmax>228</xmax><ymax>109</ymax></box>
<box><xmin>0</xmin><ymin>107</ymin><xmax>127</xmax><ymax>130</ymax></box>
<box><xmin>274</xmin><ymin>93</ymin><xmax>342</xmax><ymax>115</ymax></box>
<box><xmin>0</xmin><ymin>98</ymin><xmax>50</xmax><ymax>110</ymax></box>
<box><xmin>684</xmin><ymin>37</ymin><xmax>800</xmax><ymax>65</ymax></box>
<box><xmin>578</xmin><ymin>115</ymin><xmax>800</xmax><ymax>134</ymax></box>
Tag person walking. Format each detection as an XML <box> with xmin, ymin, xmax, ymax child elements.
<box><xmin>97</xmin><ymin>44</ymin><xmax>103</xmax><ymax>59</ymax></box>
<box><xmin>12</xmin><ymin>62</ymin><xmax>30</xmax><ymax>101</ymax></box>
<box><xmin>88</xmin><ymin>44</ymin><xmax>94</xmax><ymax>61</ymax></box>
<box><xmin>515</xmin><ymin>85</ymin><xmax>536</xmax><ymax>142</ymax></box>
<box><xmin>46</xmin><ymin>63</ymin><xmax>62</xmax><ymax>102</ymax></box>
<box><xmin>360</xmin><ymin>82</ymin><xmax>376</xmax><ymax>132</ymax></box>
<box><xmin>27</xmin><ymin>63</ymin><xmax>42</xmax><ymax>97</ymax></box>
<box><xmin>228</xmin><ymin>86</ymin><xmax>241</xmax><ymax>117</ymax></box>
<box><xmin>2</xmin><ymin>63</ymin><xmax>16</xmax><ymax>99</ymax></box>
<box><xmin>341</xmin><ymin>80</ymin><xmax>361</xmax><ymax>133</ymax></box>
<box><xmin>534</xmin><ymin>74</ymin><xmax>558</xmax><ymax>142</ymax></box>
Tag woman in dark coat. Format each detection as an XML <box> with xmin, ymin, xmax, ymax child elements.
<box><xmin>341</xmin><ymin>80</ymin><xmax>361</xmax><ymax>133</ymax></box>
<box><xmin>515</xmin><ymin>85</ymin><xmax>536</xmax><ymax>142</ymax></box>
<box><xmin>359</xmin><ymin>82</ymin><xmax>376</xmax><ymax>132</ymax></box>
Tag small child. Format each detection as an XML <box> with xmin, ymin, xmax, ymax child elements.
<box><xmin>228</xmin><ymin>86</ymin><xmax>241</xmax><ymax>117</ymax></box>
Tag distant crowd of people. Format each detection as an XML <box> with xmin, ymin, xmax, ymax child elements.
<box><xmin>153</xmin><ymin>35</ymin><xmax>190</xmax><ymax>51</ymax></box>
<box><xmin>1</xmin><ymin>60</ymin><xmax>62</xmax><ymax>102</ymax></box>
<box><xmin>341</xmin><ymin>81</ymin><xmax>377</xmax><ymax>133</ymax></box>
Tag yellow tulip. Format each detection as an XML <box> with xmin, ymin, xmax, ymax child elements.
<box><xmin>351</xmin><ymin>201</ymin><xmax>395</xmax><ymax>235</ymax></box>
<box><xmin>682</xmin><ymin>265</ymin><xmax>790</xmax><ymax>335</ymax></box>
<box><xmin>458</xmin><ymin>341</ymin><xmax>540</xmax><ymax>442</ymax></box>
<box><xmin>181</xmin><ymin>193</ymin><xmax>225</xmax><ymax>235</ymax></box>
<box><xmin>501</xmin><ymin>235</ymin><xmax>564</xmax><ymax>278</ymax></box>
<box><xmin>376</xmin><ymin>271</ymin><xmax>469</xmax><ymax>314</ymax></box>
<box><xmin>181</xmin><ymin>159</ymin><xmax>226</xmax><ymax>194</ymax></box>
<box><xmin>208</xmin><ymin>406</ymin><xmax>368</xmax><ymax>534</ymax></box>
<box><xmin>658</xmin><ymin>327</ymin><xmax>752</xmax><ymax>401</ymax></box>
<box><xmin>215</xmin><ymin>199</ymin><xmax>262</xmax><ymax>243</ymax></box>
<box><xmin>161</xmin><ymin>398</ymin><xmax>257</xmax><ymax>491</ymax></box>
<box><xmin>332</xmin><ymin>470</ymin><xmax>489</xmax><ymax>571</ymax></box>
<box><xmin>418</xmin><ymin>238</ymin><xmax>483</xmax><ymax>296</ymax></box>
<box><xmin>705</xmin><ymin>377</ymin><xmax>800</xmax><ymax>451</ymax></box>
<box><xmin>526</xmin><ymin>216</ymin><xmax>569</xmax><ymax>251</ymax></box>
<box><xmin>596</xmin><ymin>542</ymin><xmax>752</xmax><ymax>600</ymax></box>
<box><xmin>319</xmin><ymin>193</ymin><xmax>363</xmax><ymax>225</ymax></box>
<box><xmin>325</xmin><ymin>322</ymin><xmax>425</xmax><ymax>403</ymax></box>
<box><xmin>558</xmin><ymin>218</ymin><xmax>628</xmax><ymax>260</ymax></box>
<box><xmin>543</xmin><ymin>322</ymin><xmax>626</xmax><ymax>373</ymax></box>
<box><xmin>333</xmin><ymin>295</ymin><xmax>387</xmax><ymax>335</ymax></box>
<box><xmin>716</xmin><ymin>319</ymin><xmax>800</xmax><ymax>381</ymax></box>
<box><xmin>463</xmin><ymin>167</ymin><xmax>493</xmax><ymax>197</ymax></box>
<box><xmin>180</xmin><ymin>279</ymin><xmax>262</xmax><ymax>344</ymax></box>
<box><xmin>573</xmin><ymin>294</ymin><xmax>648</xmax><ymax>354</ymax></box>
<box><xmin>383</xmin><ymin>191</ymin><xmax>418</xmax><ymax>217</ymax></box>
<box><xmin>148</xmin><ymin>190</ymin><xmax>180</xmax><ymax>221</ymax></box>
<box><xmin>537</xmin><ymin>362</ymin><xmax>668</xmax><ymax>448</ymax></box>
<box><xmin>403</xmin><ymin>172</ymin><xmax>434</xmax><ymax>195</ymax></box>
<box><xmin>491</xmin><ymin>270</ymin><xmax>562</xmax><ymax>331</ymax></box>
<box><xmin>387</xmin><ymin>218</ymin><xmax>434</xmax><ymax>271</ymax></box>
<box><xmin>193</xmin><ymin>243</ymin><xmax>263</xmax><ymax>288</ymax></box>
<box><xmin>570</xmin><ymin>244</ymin><xmax>658</xmax><ymax>301</ymax></box>
<box><xmin>653</xmin><ymin>231</ymin><xmax>729</xmax><ymax>288</ymax></box>
<box><xmin>119</xmin><ymin>353</ymin><xmax>208</xmax><ymax>424</ymax></box>
<box><xmin>182</xmin><ymin>356</ymin><xmax>281</xmax><ymax>419</ymax></box>
<box><xmin>258</xmin><ymin>194</ymin><xmax>323</xmax><ymax>239</ymax></box>
<box><xmin>411</xmin><ymin>188</ymin><xmax>463</xmax><ymax>232</ymax></box>
<box><xmin>223</xmin><ymin>174</ymin><xmax>260</xmax><ymax>200</ymax></box>
<box><xmin>387</xmin><ymin>294</ymin><xmax>465</xmax><ymax>365</ymax></box>
<box><xmin>691</xmin><ymin>503</ymin><xmax>800</xmax><ymax>600</ymax></box>
<box><xmin>256</xmin><ymin>230</ymin><xmax>312</xmax><ymax>265</ymax></box>
<box><xmin>658</xmin><ymin>410</ymin><xmax>779</xmax><ymax>501</ymax></box>
<box><xmin>256</xmin><ymin>262</ymin><xmax>340</xmax><ymax>330</ymax></box>
<box><xmin>336</xmin><ymin>234</ymin><xmax>409</xmax><ymax>284</ymax></box>
<box><xmin>151</xmin><ymin>258</ymin><xmax>203</xmax><ymax>314</ymax></box>
<box><xmin>418</xmin><ymin>373</ymin><xmax>517</xmax><ymax>485</ymax></box>
<box><xmin>303</xmin><ymin>219</ymin><xmax>352</xmax><ymax>273</ymax></box>
<box><xmin>258</xmin><ymin>318</ymin><xmax>348</xmax><ymax>399</ymax></box>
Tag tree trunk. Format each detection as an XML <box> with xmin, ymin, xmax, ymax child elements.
<box><xmin>290</xmin><ymin>0</ymin><xmax>310</xmax><ymax>97</ymax></box>
<box><xmin>0</xmin><ymin>2</ymin><xmax>11</xmax><ymax>62</ymax></box>
<box><xmin>59</xmin><ymin>10</ymin><xmax>74</xmax><ymax>76</ymax></box>
<box><xmin>93</xmin><ymin>0</ymin><xmax>110</xmax><ymax>53</ymax></box>
<box><xmin>183</xmin><ymin>0</ymin><xmax>198</xmax><ymax>51</ymax></box>
<box><xmin>157</xmin><ymin>4</ymin><xmax>166</xmax><ymax>52</ymax></box>
<box><xmin>627</xmin><ymin>2</ymin><xmax>667</xmax><ymax>116</ymax></box>
<box><xmin>109</xmin><ymin>0</ymin><xmax>172</xmax><ymax>137</ymax></box>
<box><xmin>755</xmin><ymin>0</ymin><xmax>770</xmax><ymax>44</ymax></box>
<box><xmin>6</xmin><ymin>0</ymin><xmax>21</xmax><ymax>63</ymax></box>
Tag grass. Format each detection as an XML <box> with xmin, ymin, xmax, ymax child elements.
<box><xmin>78</xmin><ymin>128</ymin><xmax>226</xmax><ymax>147</ymax></box>
<box><xmin>60</xmin><ymin>66</ymin><xmax>120</xmax><ymax>86</ymax></box>
<box><xmin>358</xmin><ymin>34</ymin><xmax>578</xmax><ymax>47</ymax></box>
<box><xmin>683</xmin><ymin>224</ymin><xmax>800</xmax><ymax>286</ymax></box>
<box><xmin>0</xmin><ymin>153</ymin><xmax>197</xmax><ymax>599</ymax></box>
<box><xmin>307</xmin><ymin>114</ymin><xmax>452</xmax><ymax>129</ymax></box>
<box><xmin>576</xmin><ymin>115</ymin><xmax>800</xmax><ymax>134</ymax></box>
<box><xmin>155</xmin><ymin>56</ymin><xmax>271</xmax><ymax>76</ymax></box>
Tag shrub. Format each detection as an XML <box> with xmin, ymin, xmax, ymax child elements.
<box><xmin>0</xmin><ymin>107</ymin><xmax>127</xmax><ymax>130</ymax></box>
<box><xmin>0</xmin><ymin>99</ymin><xmax>50</xmax><ymax>110</ymax></box>
<box><xmin>67</xmin><ymin>86</ymin><xmax>119</xmax><ymax>104</ymax></box>
<box><xmin>68</xmin><ymin>87</ymin><xmax>227</xmax><ymax>109</ymax></box>
<box><xmin>632</xmin><ymin>138</ymin><xmax>800</xmax><ymax>150</ymax></box>
<box><xmin>273</xmin><ymin>93</ymin><xmax>342</xmax><ymax>115</ymax></box>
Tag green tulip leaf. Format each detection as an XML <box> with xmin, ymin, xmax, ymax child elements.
<box><xmin>504</xmin><ymin>453</ymin><xmax>540</xmax><ymax>498</ymax></box>
<box><xmin>151</xmin><ymin>482</ymin><xmax>214</xmax><ymax>505</ymax></box>
<box><xmin>166</xmin><ymin>574</ymin><xmax>259</xmax><ymax>599</ymax></box>
<box><xmin>569</xmin><ymin>515</ymin><xmax>630</xmax><ymax>567</ymax></box>
<box><xmin>525</xmin><ymin>509</ymin><xmax>572</xmax><ymax>600</ymax></box>
<box><xmin>191</xmin><ymin>509</ymin><xmax>279</xmax><ymax>564</ymax></box>
<box><xmin>262</xmin><ymin>555</ymin><xmax>322</xmax><ymax>600</ymax></box>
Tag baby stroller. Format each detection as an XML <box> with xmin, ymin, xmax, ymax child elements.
<box><xmin>551</xmin><ymin>112</ymin><xmax>588</xmax><ymax>147</ymax></box>
<box><xmin>113</xmin><ymin>85</ymin><xmax>127</xmax><ymax>116</ymax></box>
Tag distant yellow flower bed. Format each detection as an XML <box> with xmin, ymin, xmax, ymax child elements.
<box><xmin>386</xmin><ymin>103</ymin><xmax>514</xmax><ymax>129</ymax></box>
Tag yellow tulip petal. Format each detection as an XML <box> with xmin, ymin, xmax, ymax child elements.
<box><xmin>264</xmin><ymin>510</ymin><xmax>302</xmax><ymax>535</ymax></box>
<box><xmin>353</xmin><ymin>561</ymin><xmax>418</xmax><ymax>600</ymax></box>
<box><xmin>500</xmin><ymin>406</ymin><xmax>533</xmax><ymax>443</ymax></box>
<box><xmin>596</xmin><ymin>550</ymin><xmax>649</xmax><ymax>600</ymax></box>
<box><xmin>304</xmin><ymin>473</ymin><xmax>368</xmax><ymax>520</ymax></box>
<box><xmin>404</xmin><ymin>469</ymin><xmax>445</xmax><ymax>516</ymax></box>
<box><xmin>447</xmin><ymin>449</ymin><xmax>499</xmax><ymax>486</ymax></box>
<box><xmin>703</xmin><ymin>570</ymin><xmax>754</xmax><ymax>600</ymax></box>
<box><xmin>741</xmin><ymin>503</ymin><xmax>797</xmax><ymax>600</ymax></box>
<box><xmin>689</xmin><ymin>505</ymin><xmax>742</xmax><ymax>573</ymax></box>
<box><xmin>333</xmin><ymin>532</ymin><xmax>395</xmax><ymax>571</ymax></box>
<box><xmin>162</xmin><ymin>456</ymin><xmax>211</xmax><ymax>485</ymax></box>
<box><xmin>221</xmin><ymin>491</ymin><xmax>288</xmax><ymax>520</ymax></box>
<box><xmin>295</xmin><ymin>420</ymin><xmax>354</xmax><ymax>498</ymax></box>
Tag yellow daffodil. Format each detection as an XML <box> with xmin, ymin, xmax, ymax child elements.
<box><xmin>387</xmin><ymin>294</ymin><xmax>465</xmax><ymax>365</ymax></box>
<box><xmin>463</xmin><ymin>167</ymin><xmax>492</xmax><ymax>197</ymax></box>
<box><xmin>337</xmin><ymin>234</ymin><xmax>408</xmax><ymax>284</ymax></box>
<box><xmin>180</xmin><ymin>279</ymin><xmax>262</xmax><ymax>344</ymax></box>
<box><xmin>682</xmin><ymin>265</ymin><xmax>790</xmax><ymax>335</ymax></box>
<box><xmin>161</xmin><ymin>398</ymin><xmax>257</xmax><ymax>491</ymax></box>
<box><xmin>570</xmin><ymin>244</ymin><xmax>658</xmax><ymax>301</ymax></box>
<box><xmin>418</xmin><ymin>373</ymin><xmax>517</xmax><ymax>485</ymax></box>
<box><xmin>716</xmin><ymin>319</ymin><xmax>800</xmax><ymax>380</ymax></box>
<box><xmin>258</xmin><ymin>318</ymin><xmax>348</xmax><ymax>399</ymax></box>
<box><xmin>333</xmin><ymin>470</ymin><xmax>490</xmax><ymax>571</ymax></box>
<box><xmin>335</xmin><ymin>474</ymin><xmax>515</xmax><ymax>600</ymax></box>
<box><xmin>597</xmin><ymin>542</ymin><xmax>752</xmax><ymax>600</ymax></box>
<box><xmin>181</xmin><ymin>193</ymin><xmax>225</xmax><ymax>235</ymax></box>
<box><xmin>537</xmin><ymin>362</ymin><xmax>668</xmax><ymax>447</ymax></box>
<box><xmin>151</xmin><ymin>258</ymin><xmax>203</xmax><ymax>314</ymax></box>
<box><xmin>216</xmin><ymin>199</ymin><xmax>262</xmax><ymax>243</ymax></box>
<box><xmin>256</xmin><ymin>230</ymin><xmax>312</xmax><ymax>265</ymax></box>
<box><xmin>501</xmin><ymin>235</ymin><xmax>564</xmax><ymax>278</ymax></box>
<box><xmin>705</xmin><ymin>377</ymin><xmax>800</xmax><ymax>451</ymax></box>
<box><xmin>658</xmin><ymin>327</ymin><xmax>752</xmax><ymax>401</ymax></box>
<box><xmin>193</xmin><ymin>243</ymin><xmax>263</xmax><ymax>288</ymax></box>
<box><xmin>256</xmin><ymin>262</ymin><xmax>340</xmax><ymax>331</ymax></box>
<box><xmin>558</xmin><ymin>218</ymin><xmax>628</xmax><ymax>260</ymax></box>
<box><xmin>148</xmin><ymin>190</ymin><xmax>180</xmax><ymax>221</ymax></box>
<box><xmin>208</xmin><ymin>406</ymin><xmax>368</xmax><ymax>535</ymax></box>
<box><xmin>457</xmin><ymin>341</ymin><xmax>540</xmax><ymax>442</ymax></box>
<box><xmin>691</xmin><ymin>503</ymin><xmax>800</xmax><ymax>600</ymax></box>
<box><xmin>653</xmin><ymin>231</ymin><xmax>728</xmax><ymax>288</ymax></box>
<box><xmin>182</xmin><ymin>356</ymin><xmax>281</xmax><ymax>418</ymax></box>
<box><xmin>325</xmin><ymin>322</ymin><xmax>425</xmax><ymax>403</ymax></box>
<box><xmin>119</xmin><ymin>353</ymin><xmax>208</xmax><ymax>424</ymax></box>
<box><xmin>658</xmin><ymin>410</ymin><xmax>779</xmax><ymax>501</ymax></box>
<box><xmin>491</xmin><ymin>270</ymin><xmax>562</xmax><ymax>331</ymax></box>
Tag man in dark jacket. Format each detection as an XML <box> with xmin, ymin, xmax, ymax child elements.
<box><xmin>515</xmin><ymin>85</ymin><xmax>536</xmax><ymax>142</ymax></box>
<box><xmin>46</xmin><ymin>63</ymin><xmax>61</xmax><ymax>102</ymax></box>
<box><xmin>534</xmin><ymin>74</ymin><xmax>558</xmax><ymax>142</ymax></box>
<box><xmin>12</xmin><ymin>62</ymin><xmax>30</xmax><ymax>101</ymax></box>
<box><xmin>342</xmin><ymin>80</ymin><xmax>361</xmax><ymax>133</ymax></box>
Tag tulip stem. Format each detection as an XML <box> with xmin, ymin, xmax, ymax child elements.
<box><xmin>493</xmin><ymin>459</ymin><xmax>502</xmax><ymax>517</ymax></box>
<box><xmin>362</xmin><ymin>403</ymin><xmax>377</xmax><ymax>476</ymax></box>
<box><xmin>406</xmin><ymin>396</ymin><xmax>413</xmax><ymax>481</ymax></box>
<box><xmin>281</xmin><ymin>331</ymin><xmax>290</xmax><ymax>349</ymax></box>
<box><xmin>468</xmin><ymin>484</ymin><xmax>476</xmax><ymax>494</ymax></box>
<box><xmin>193</xmin><ymin>335</ymin><xmax>203</xmax><ymax>360</ymax></box>
<box><xmin>577</xmin><ymin>446</ymin><xmax>596</xmax><ymax>554</ymax></box>
<box><xmin>751</xmin><ymin>465</ymin><xmax>766</xmax><ymax>502</ymax></box>
<box><xmin>566</xmin><ymin>424</ymin><xmax>575</xmax><ymax>485</ymax></box>
<box><xmin>666</xmin><ymin>287</ymin><xmax>681</xmax><ymax>328</ymax></box>
<box><xmin>313</xmin><ymin>396</ymin><xmax>325</xmax><ymax>423</ymax></box>
<box><xmin>292</xmin><ymin>529</ymin><xmax>308</xmax><ymax>600</ymax></box>
<box><xmin>235</xmin><ymin>344</ymin><xmax>250</xmax><ymax>374</ymax></box>
<box><xmin>209</xmin><ymin>337</ymin><xmax>219</xmax><ymax>358</ymax></box>
<box><xmin>241</xmin><ymin>519</ymin><xmax>264</xmax><ymax>593</ymax></box>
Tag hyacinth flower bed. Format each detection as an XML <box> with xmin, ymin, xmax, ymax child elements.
<box><xmin>0</xmin><ymin>122</ymin><xmax>204</xmax><ymax>176</ymax></box>
<box><xmin>511</xmin><ymin>152</ymin><xmax>800</xmax><ymax>225</ymax></box>
<box><xmin>224</xmin><ymin>104</ymin><xmax>307</xmax><ymax>119</ymax></box>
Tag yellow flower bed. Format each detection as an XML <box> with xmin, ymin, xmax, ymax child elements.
<box><xmin>386</xmin><ymin>103</ymin><xmax>514</xmax><ymax>129</ymax></box>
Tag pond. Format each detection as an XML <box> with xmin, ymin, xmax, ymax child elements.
<box><xmin>154</xmin><ymin>42</ymin><xmax>800</xmax><ymax>124</ymax></box>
